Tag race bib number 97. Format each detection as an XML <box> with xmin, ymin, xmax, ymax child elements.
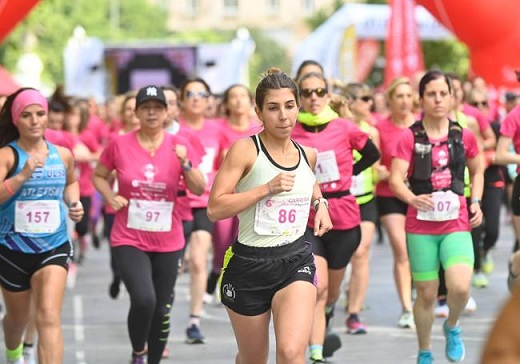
<box><xmin>127</xmin><ymin>199</ymin><xmax>174</xmax><ymax>232</ymax></box>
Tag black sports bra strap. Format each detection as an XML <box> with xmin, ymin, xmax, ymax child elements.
<box><xmin>251</xmin><ymin>135</ymin><xmax>260</xmax><ymax>155</ymax></box>
<box><xmin>6</xmin><ymin>145</ymin><xmax>19</xmax><ymax>179</ymax></box>
<box><xmin>292</xmin><ymin>140</ymin><xmax>310</xmax><ymax>167</ymax></box>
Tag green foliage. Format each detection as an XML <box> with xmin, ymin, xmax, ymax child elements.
<box><xmin>247</xmin><ymin>28</ymin><xmax>291</xmax><ymax>90</ymax></box>
<box><xmin>305</xmin><ymin>0</ymin><xmax>344</xmax><ymax>31</ymax></box>
<box><xmin>422</xmin><ymin>40</ymin><xmax>469</xmax><ymax>78</ymax></box>
<box><xmin>0</xmin><ymin>0</ymin><xmax>169</xmax><ymax>84</ymax></box>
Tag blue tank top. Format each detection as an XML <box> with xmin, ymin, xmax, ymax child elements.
<box><xmin>0</xmin><ymin>141</ymin><xmax>68</xmax><ymax>253</ymax></box>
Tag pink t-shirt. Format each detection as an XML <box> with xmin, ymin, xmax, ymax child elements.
<box><xmin>462</xmin><ymin>104</ymin><xmax>491</xmax><ymax>134</ymax></box>
<box><xmin>99</xmin><ymin>131</ymin><xmax>198</xmax><ymax>252</ymax></box>
<box><xmin>217</xmin><ymin>118</ymin><xmax>262</xmax><ymax>142</ymax></box>
<box><xmin>44</xmin><ymin>129</ymin><xmax>77</xmax><ymax>152</ymax></box>
<box><xmin>499</xmin><ymin>105</ymin><xmax>520</xmax><ymax>173</ymax></box>
<box><xmin>375</xmin><ymin>116</ymin><xmax>411</xmax><ymax>197</ymax></box>
<box><xmin>292</xmin><ymin>118</ymin><xmax>369</xmax><ymax>229</ymax></box>
<box><xmin>180</xmin><ymin>119</ymin><xmax>230</xmax><ymax>208</ymax></box>
<box><xmin>168</xmin><ymin>124</ymin><xmax>205</xmax><ymax>221</ymax></box>
<box><xmin>87</xmin><ymin>114</ymin><xmax>110</xmax><ymax>146</ymax></box>
<box><xmin>78</xmin><ymin>129</ymin><xmax>100</xmax><ymax>197</ymax></box>
<box><xmin>393</xmin><ymin>127</ymin><xmax>479</xmax><ymax>234</ymax></box>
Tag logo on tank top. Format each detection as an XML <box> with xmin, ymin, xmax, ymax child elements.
<box><xmin>297</xmin><ymin>266</ymin><xmax>312</xmax><ymax>275</ymax></box>
<box><xmin>222</xmin><ymin>283</ymin><xmax>236</xmax><ymax>302</ymax></box>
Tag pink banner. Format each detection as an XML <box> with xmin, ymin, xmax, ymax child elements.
<box><xmin>384</xmin><ymin>0</ymin><xmax>424</xmax><ymax>85</ymax></box>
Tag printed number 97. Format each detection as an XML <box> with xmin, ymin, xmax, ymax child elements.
<box><xmin>146</xmin><ymin>211</ymin><xmax>160</xmax><ymax>222</ymax></box>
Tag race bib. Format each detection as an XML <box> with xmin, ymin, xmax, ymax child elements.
<box><xmin>417</xmin><ymin>191</ymin><xmax>460</xmax><ymax>222</ymax></box>
<box><xmin>351</xmin><ymin>172</ymin><xmax>369</xmax><ymax>196</ymax></box>
<box><xmin>315</xmin><ymin>150</ymin><xmax>340</xmax><ymax>184</ymax></box>
<box><xmin>127</xmin><ymin>199</ymin><xmax>174</xmax><ymax>232</ymax></box>
<box><xmin>15</xmin><ymin>200</ymin><xmax>61</xmax><ymax>234</ymax></box>
<box><xmin>254</xmin><ymin>196</ymin><xmax>310</xmax><ymax>236</ymax></box>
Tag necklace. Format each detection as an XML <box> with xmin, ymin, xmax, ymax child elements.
<box><xmin>138</xmin><ymin>132</ymin><xmax>163</xmax><ymax>157</ymax></box>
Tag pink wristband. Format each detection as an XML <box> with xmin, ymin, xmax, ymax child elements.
<box><xmin>4</xmin><ymin>179</ymin><xmax>15</xmax><ymax>195</ymax></box>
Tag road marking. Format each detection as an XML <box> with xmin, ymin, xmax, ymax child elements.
<box><xmin>74</xmin><ymin>294</ymin><xmax>86</xmax><ymax>364</ymax></box>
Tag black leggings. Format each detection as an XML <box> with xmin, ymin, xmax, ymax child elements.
<box><xmin>75</xmin><ymin>196</ymin><xmax>91</xmax><ymax>237</ymax></box>
<box><xmin>113</xmin><ymin>246</ymin><xmax>182</xmax><ymax>364</ymax></box>
<box><xmin>481</xmin><ymin>186</ymin><xmax>504</xmax><ymax>253</ymax></box>
<box><xmin>103</xmin><ymin>212</ymin><xmax>119</xmax><ymax>280</ymax></box>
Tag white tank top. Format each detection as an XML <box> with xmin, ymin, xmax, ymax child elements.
<box><xmin>236</xmin><ymin>135</ymin><xmax>316</xmax><ymax>247</ymax></box>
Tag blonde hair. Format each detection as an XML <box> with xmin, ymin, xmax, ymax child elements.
<box><xmin>386</xmin><ymin>77</ymin><xmax>412</xmax><ymax>99</ymax></box>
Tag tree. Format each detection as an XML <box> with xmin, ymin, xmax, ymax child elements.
<box><xmin>0</xmin><ymin>0</ymin><xmax>169</xmax><ymax>84</ymax></box>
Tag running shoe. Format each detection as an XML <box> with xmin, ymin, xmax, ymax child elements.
<box><xmin>310</xmin><ymin>355</ymin><xmax>325</xmax><ymax>364</ymax></box>
<box><xmin>109</xmin><ymin>277</ymin><xmax>121</xmax><ymax>299</ymax></box>
<box><xmin>22</xmin><ymin>345</ymin><xmax>35</xmax><ymax>364</ymax></box>
<box><xmin>323</xmin><ymin>331</ymin><xmax>341</xmax><ymax>358</ymax></box>
<box><xmin>464</xmin><ymin>296</ymin><xmax>477</xmax><ymax>314</ymax></box>
<box><xmin>162</xmin><ymin>347</ymin><xmax>170</xmax><ymax>359</ymax></box>
<box><xmin>6</xmin><ymin>359</ymin><xmax>23</xmax><ymax>364</ymax></box>
<box><xmin>186</xmin><ymin>324</ymin><xmax>205</xmax><ymax>344</ymax></box>
<box><xmin>434</xmin><ymin>302</ymin><xmax>449</xmax><ymax>318</ymax></box>
<box><xmin>472</xmin><ymin>271</ymin><xmax>488</xmax><ymax>288</ymax></box>
<box><xmin>346</xmin><ymin>314</ymin><xmax>367</xmax><ymax>334</ymax></box>
<box><xmin>443</xmin><ymin>320</ymin><xmax>465</xmax><ymax>362</ymax></box>
<box><xmin>398</xmin><ymin>310</ymin><xmax>415</xmax><ymax>329</ymax></box>
<box><xmin>481</xmin><ymin>252</ymin><xmax>494</xmax><ymax>274</ymax></box>
<box><xmin>203</xmin><ymin>292</ymin><xmax>214</xmax><ymax>305</ymax></box>
<box><xmin>417</xmin><ymin>350</ymin><xmax>434</xmax><ymax>364</ymax></box>
<box><xmin>129</xmin><ymin>354</ymin><xmax>147</xmax><ymax>364</ymax></box>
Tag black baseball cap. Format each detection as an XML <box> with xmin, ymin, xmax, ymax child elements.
<box><xmin>135</xmin><ymin>85</ymin><xmax>167</xmax><ymax>108</ymax></box>
<box><xmin>505</xmin><ymin>92</ymin><xmax>518</xmax><ymax>101</ymax></box>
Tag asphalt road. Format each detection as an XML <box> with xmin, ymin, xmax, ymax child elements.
<box><xmin>0</xmin><ymin>213</ymin><xmax>516</xmax><ymax>363</ymax></box>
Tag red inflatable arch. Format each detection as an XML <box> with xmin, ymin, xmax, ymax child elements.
<box><xmin>0</xmin><ymin>0</ymin><xmax>40</xmax><ymax>44</ymax></box>
<box><xmin>416</xmin><ymin>0</ymin><xmax>520</xmax><ymax>87</ymax></box>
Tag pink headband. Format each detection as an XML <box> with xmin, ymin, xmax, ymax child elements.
<box><xmin>11</xmin><ymin>89</ymin><xmax>49</xmax><ymax>126</ymax></box>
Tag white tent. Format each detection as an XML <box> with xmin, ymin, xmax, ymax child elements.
<box><xmin>292</xmin><ymin>3</ymin><xmax>452</xmax><ymax>81</ymax></box>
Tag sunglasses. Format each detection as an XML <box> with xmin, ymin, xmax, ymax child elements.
<box><xmin>354</xmin><ymin>95</ymin><xmax>373</xmax><ymax>102</ymax></box>
<box><xmin>301</xmin><ymin>88</ymin><xmax>328</xmax><ymax>98</ymax></box>
<box><xmin>185</xmin><ymin>90</ymin><xmax>210</xmax><ymax>100</ymax></box>
<box><xmin>471</xmin><ymin>100</ymin><xmax>488</xmax><ymax>108</ymax></box>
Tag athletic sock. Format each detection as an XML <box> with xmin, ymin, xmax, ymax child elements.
<box><xmin>7</xmin><ymin>343</ymin><xmax>23</xmax><ymax>361</ymax></box>
<box><xmin>309</xmin><ymin>344</ymin><xmax>323</xmax><ymax>359</ymax></box>
<box><xmin>189</xmin><ymin>314</ymin><xmax>200</xmax><ymax>327</ymax></box>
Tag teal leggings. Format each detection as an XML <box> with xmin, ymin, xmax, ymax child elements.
<box><xmin>407</xmin><ymin>231</ymin><xmax>474</xmax><ymax>282</ymax></box>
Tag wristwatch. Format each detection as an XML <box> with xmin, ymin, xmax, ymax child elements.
<box><xmin>182</xmin><ymin>160</ymin><xmax>192</xmax><ymax>171</ymax></box>
<box><xmin>471</xmin><ymin>198</ymin><xmax>481</xmax><ymax>206</ymax></box>
<box><xmin>313</xmin><ymin>197</ymin><xmax>329</xmax><ymax>211</ymax></box>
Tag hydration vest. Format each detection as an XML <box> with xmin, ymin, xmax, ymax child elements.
<box><xmin>409</xmin><ymin>120</ymin><xmax>466</xmax><ymax>196</ymax></box>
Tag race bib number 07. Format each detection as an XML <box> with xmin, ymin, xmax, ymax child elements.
<box><xmin>417</xmin><ymin>191</ymin><xmax>460</xmax><ymax>222</ymax></box>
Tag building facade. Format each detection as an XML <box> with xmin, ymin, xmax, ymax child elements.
<box><xmin>156</xmin><ymin>0</ymin><xmax>348</xmax><ymax>47</ymax></box>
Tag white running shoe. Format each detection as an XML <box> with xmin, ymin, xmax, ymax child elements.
<box><xmin>464</xmin><ymin>296</ymin><xmax>477</xmax><ymax>314</ymax></box>
<box><xmin>434</xmin><ymin>303</ymin><xmax>449</xmax><ymax>318</ymax></box>
<box><xmin>398</xmin><ymin>310</ymin><xmax>415</xmax><ymax>329</ymax></box>
<box><xmin>23</xmin><ymin>346</ymin><xmax>36</xmax><ymax>364</ymax></box>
